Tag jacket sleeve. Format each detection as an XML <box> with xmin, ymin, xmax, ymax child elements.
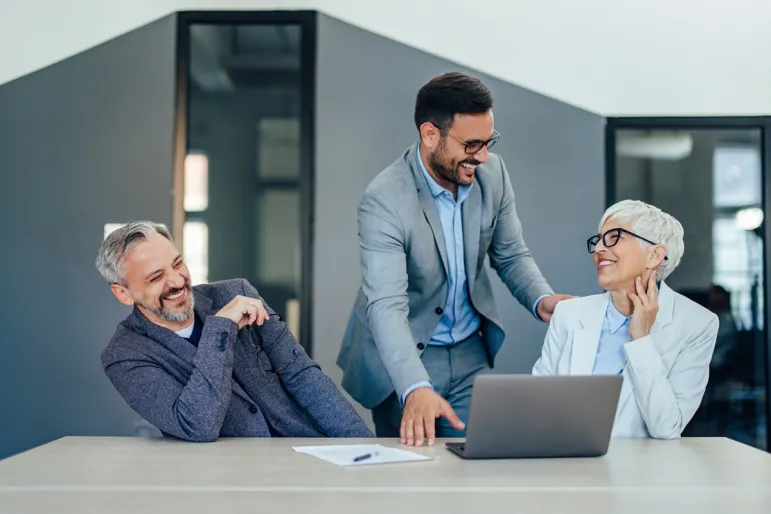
<box><xmin>357</xmin><ymin>189</ymin><xmax>431</xmax><ymax>401</ymax></box>
<box><xmin>623</xmin><ymin>314</ymin><xmax>719</xmax><ymax>439</ymax></box>
<box><xmin>241</xmin><ymin>280</ymin><xmax>373</xmax><ymax>438</ymax></box>
<box><xmin>532</xmin><ymin>301</ymin><xmax>567</xmax><ymax>375</ymax></box>
<box><xmin>102</xmin><ymin>315</ymin><xmax>239</xmax><ymax>442</ymax></box>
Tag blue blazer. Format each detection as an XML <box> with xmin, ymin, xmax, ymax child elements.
<box><xmin>102</xmin><ymin>279</ymin><xmax>372</xmax><ymax>442</ymax></box>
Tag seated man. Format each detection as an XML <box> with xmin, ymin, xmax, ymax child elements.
<box><xmin>96</xmin><ymin>221</ymin><xmax>372</xmax><ymax>442</ymax></box>
<box><xmin>533</xmin><ymin>200</ymin><xmax>718</xmax><ymax>439</ymax></box>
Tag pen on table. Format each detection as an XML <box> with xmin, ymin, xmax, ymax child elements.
<box><xmin>353</xmin><ymin>451</ymin><xmax>378</xmax><ymax>462</ymax></box>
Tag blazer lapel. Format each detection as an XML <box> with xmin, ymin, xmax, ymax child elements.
<box><xmin>462</xmin><ymin>183</ymin><xmax>481</xmax><ymax>294</ymax></box>
<box><xmin>419</xmin><ymin>188</ymin><xmax>449</xmax><ymax>276</ymax></box>
<box><xmin>616</xmin><ymin>282</ymin><xmax>675</xmax><ymax>414</ymax></box>
<box><xmin>653</xmin><ymin>281</ymin><xmax>675</xmax><ymax>332</ymax></box>
<box><xmin>616</xmin><ymin>367</ymin><xmax>634</xmax><ymax>419</ymax></box>
<box><xmin>124</xmin><ymin>305</ymin><xmax>197</xmax><ymax>364</ymax></box>
<box><xmin>409</xmin><ymin>144</ymin><xmax>449</xmax><ymax>277</ymax></box>
<box><xmin>569</xmin><ymin>294</ymin><xmax>608</xmax><ymax>374</ymax></box>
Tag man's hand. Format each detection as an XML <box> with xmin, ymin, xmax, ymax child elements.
<box><xmin>536</xmin><ymin>294</ymin><xmax>575</xmax><ymax>323</ymax></box>
<box><xmin>400</xmin><ymin>388</ymin><xmax>464</xmax><ymax>447</ymax></box>
<box><xmin>215</xmin><ymin>295</ymin><xmax>269</xmax><ymax>330</ymax></box>
<box><xmin>628</xmin><ymin>271</ymin><xmax>659</xmax><ymax>340</ymax></box>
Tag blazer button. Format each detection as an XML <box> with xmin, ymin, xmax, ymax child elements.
<box><xmin>417</xmin><ymin>342</ymin><xmax>425</xmax><ymax>350</ymax></box>
<box><xmin>435</xmin><ymin>307</ymin><xmax>443</xmax><ymax>315</ymax></box>
<box><xmin>249</xmin><ymin>406</ymin><xmax>259</xmax><ymax>414</ymax></box>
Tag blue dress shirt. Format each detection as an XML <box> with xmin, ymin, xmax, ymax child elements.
<box><xmin>593</xmin><ymin>299</ymin><xmax>631</xmax><ymax>375</ymax></box>
<box><xmin>417</xmin><ymin>152</ymin><xmax>480</xmax><ymax>346</ymax></box>
<box><xmin>401</xmin><ymin>152</ymin><xmax>548</xmax><ymax>402</ymax></box>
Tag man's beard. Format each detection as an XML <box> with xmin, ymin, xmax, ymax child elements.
<box><xmin>428</xmin><ymin>138</ymin><xmax>480</xmax><ymax>186</ymax></box>
<box><xmin>135</xmin><ymin>283</ymin><xmax>194</xmax><ymax>323</ymax></box>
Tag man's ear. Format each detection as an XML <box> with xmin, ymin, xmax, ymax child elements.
<box><xmin>110</xmin><ymin>283</ymin><xmax>135</xmax><ymax>307</ymax></box>
<box><xmin>419</xmin><ymin>121</ymin><xmax>441</xmax><ymax>150</ymax></box>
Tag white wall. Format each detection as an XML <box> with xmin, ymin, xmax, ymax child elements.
<box><xmin>0</xmin><ymin>0</ymin><xmax>312</xmax><ymax>88</ymax></box>
<box><xmin>1</xmin><ymin>0</ymin><xmax>769</xmax><ymax>115</ymax></box>
<box><xmin>322</xmin><ymin>0</ymin><xmax>771</xmax><ymax>116</ymax></box>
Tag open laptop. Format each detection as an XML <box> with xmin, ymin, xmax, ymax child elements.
<box><xmin>446</xmin><ymin>374</ymin><xmax>622</xmax><ymax>459</ymax></box>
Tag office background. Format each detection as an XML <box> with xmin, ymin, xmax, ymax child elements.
<box><xmin>0</xmin><ymin>1</ymin><xmax>769</xmax><ymax>460</ymax></box>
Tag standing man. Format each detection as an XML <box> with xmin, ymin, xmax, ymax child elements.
<box><xmin>337</xmin><ymin>72</ymin><xmax>571</xmax><ymax>446</ymax></box>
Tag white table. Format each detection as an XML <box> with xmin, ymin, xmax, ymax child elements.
<box><xmin>1</xmin><ymin>437</ymin><xmax>770</xmax><ymax>513</ymax></box>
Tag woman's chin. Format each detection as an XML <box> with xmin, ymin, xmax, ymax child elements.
<box><xmin>597</xmin><ymin>275</ymin><xmax>616</xmax><ymax>291</ymax></box>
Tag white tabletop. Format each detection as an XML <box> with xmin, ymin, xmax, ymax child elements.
<box><xmin>1</xmin><ymin>436</ymin><xmax>770</xmax><ymax>513</ymax></box>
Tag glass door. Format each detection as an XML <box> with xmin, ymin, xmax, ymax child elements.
<box><xmin>176</xmin><ymin>13</ymin><xmax>316</xmax><ymax>352</ymax></box>
<box><xmin>608</xmin><ymin>120</ymin><xmax>770</xmax><ymax>451</ymax></box>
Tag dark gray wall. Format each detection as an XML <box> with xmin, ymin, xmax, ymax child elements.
<box><xmin>314</xmin><ymin>14</ymin><xmax>604</xmax><ymax>422</ymax></box>
<box><xmin>0</xmin><ymin>15</ymin><xmax>177</xmax><ymax>459</ymax></box>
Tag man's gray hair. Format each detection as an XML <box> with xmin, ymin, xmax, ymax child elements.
<box><xmin>96</xmin><ymin>221</ymin><xmax>173</xmax><ymax>284</ymax></box>
<box><xmin>599</xmin><ymin>200</ymin><xmax>684</xmax><ymax>281</ymax></box>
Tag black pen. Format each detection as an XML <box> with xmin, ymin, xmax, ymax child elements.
<box><xmin>353</xmin><ymin>451</ymin><xmax>378</xmax><ymax>462</ymax></box>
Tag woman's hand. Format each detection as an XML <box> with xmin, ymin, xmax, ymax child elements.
<box><xmin>628</xmin><ymin>270</ymin><xmax>658</xmax><ymax>340</ymax></box>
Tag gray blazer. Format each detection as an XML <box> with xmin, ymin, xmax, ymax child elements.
<box><xmin>337</xmin><ymin>143</ymin><xmax>553</xmax><ymax>409</ymax></box>
<box><xmin>102</xmin><ymin>279</ymin><xmax>372</xmax><ymax>442</ymax></box>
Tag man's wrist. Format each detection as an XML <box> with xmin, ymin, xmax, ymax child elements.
<box><xmin>532</xmin><ymin>293</ymin><xmax>551</xmax><ymax>321</ymax></box>
<box><xmin>401</xmin><ymin>381</ymin><xmax>433</xmax><ymax>405</ymax></box>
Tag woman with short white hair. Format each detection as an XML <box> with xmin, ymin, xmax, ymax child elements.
<box><xmin>533</xmin><ymin>199</ymin><xmax>718</xmax><ymax>439</ymax></box>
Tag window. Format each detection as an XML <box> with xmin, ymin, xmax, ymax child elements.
<box><xmin>712</xmin><ymin>146</ymin><xmax>764</xmax><ymax>330</ymax></box>
<box><xmin>184</xmin><ymin>153</ymin><xmax>209</xmax><ymax>212</ymax></box>
<box><xmin>185</xmin><ymin>20</ymin><xmax>311</xmax><ymax>351</ymax></box>
<box><xmin>183</xmin><ymin>221</ymin><xmax>208</xmax><ymax>285</ymax></box>
<box><xmin>712</xmin><ymin>217</ymin><xmax>763</xmax><ymax>329</ymax></box>
<box><xmin>184</xmin><ymin>152</ymin><xmax>209</xmax><ymax>285</ymax></box>
<box><xmin>257</xmin><ymin>118</ymin><xmax>300</xmax><ymax>180</ymax></box>
<box><xmin>103</xmin><ymin>223</ymin><xmax>124</xmax><ymax>239</ymax></box>
<box><xmin>713</xmin><ymin>147</ymin><xmax>761</xmax><ymax>208</ymax></box>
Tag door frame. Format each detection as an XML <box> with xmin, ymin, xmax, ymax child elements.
<box><xmin>173</xmin><ymin>11</ymin><xmax>318</xmax><ymax>354</ymax></box>
<box><xmin>606</xmin><ymin>116</ymin><xmax>771</xmax><ymax>451</ymax></box>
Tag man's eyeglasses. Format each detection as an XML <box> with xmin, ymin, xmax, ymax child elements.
<box><xmin>432</xmin><ymin>123</ymin><xmax>500</xmax><ymax>154</ymax></box>
<box><xmin>587</xmin><ymin>228</ymin><xmax>668</xmax><ymax>260</ymax></box>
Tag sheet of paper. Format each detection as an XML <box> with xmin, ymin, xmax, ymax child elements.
<box><xmin>293</xmin><ymin>444</ymin><xmax>432</xmax><ymax>467</ymax></box>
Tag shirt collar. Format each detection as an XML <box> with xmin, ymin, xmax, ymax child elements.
<box><xmin>605</xmin><ymin>298</ymin><xmax>631</xmax><ymax>334</ymax></box>
<box><xmin>416</xmin><ymin>144</ymin><xmax>473</xmax><ymax>201</ymax></box>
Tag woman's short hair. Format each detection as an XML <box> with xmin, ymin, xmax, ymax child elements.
<box><xmin>599</xmin><ymin>200</ymin><xmax>684</xmax><ymax>281</ymax></box>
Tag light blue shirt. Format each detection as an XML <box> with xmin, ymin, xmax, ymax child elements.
<box><xmin>402</xmin><ymin>152</ymin><xmax>549</xmax><ymax>402</ymax></box>
<box><xmin>417</xmin><ymin>151</ymin><xmax>480</xmax><ymax>346</ymax></box>
<box><xmin>592</xmin><ymin>299</ymin><xmax>631</xmax><ymax>375</ymax></box>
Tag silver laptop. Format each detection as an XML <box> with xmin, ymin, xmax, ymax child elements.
<box><xmin>446</xmin><ymin>374</ymin><xmax>622</xmax><ymax>459</ymax></box>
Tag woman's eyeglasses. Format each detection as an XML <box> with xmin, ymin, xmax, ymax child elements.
<box><xmin>587</xmin><ymin>228</ymin><xmax>668</xmax><ymax>260</ymax></box>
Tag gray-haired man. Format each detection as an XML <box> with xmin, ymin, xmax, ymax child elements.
<box><xmin>97</xmin><ymin>221</ymin><xmax>371</xmax><ymax>441</ymax></box>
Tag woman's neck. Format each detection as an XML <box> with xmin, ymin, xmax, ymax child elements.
<box><xmin>609</xmin><ymin>287</ymin><xmax>634</xmax><ymax>317</ymax></box>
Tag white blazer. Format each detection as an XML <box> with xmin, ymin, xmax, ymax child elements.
<box><xmin>533</xmin><ymin>282</ymin><xmax>718</xmax><ymax>439</ymax></box>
